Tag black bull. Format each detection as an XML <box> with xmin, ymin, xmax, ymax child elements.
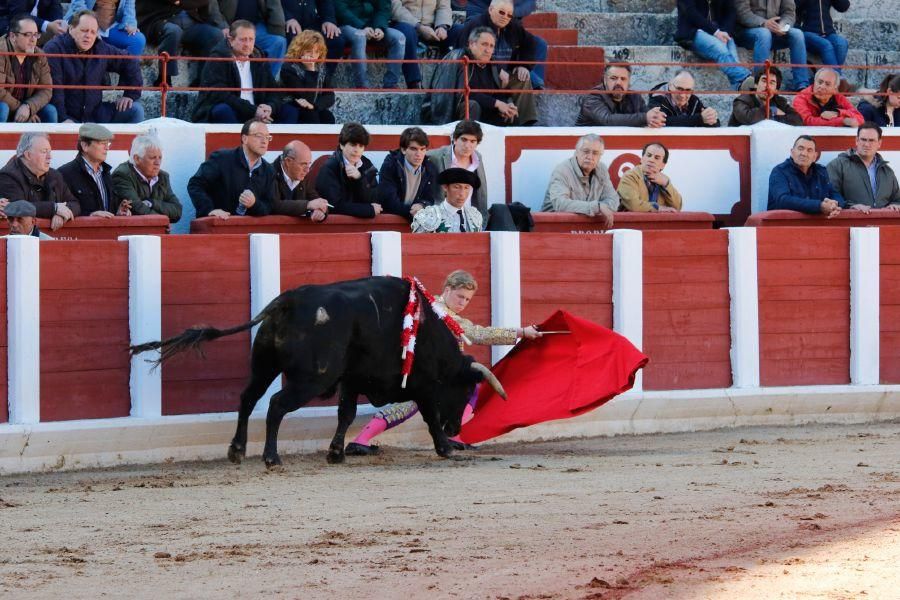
<box><xmin>130</xmin><ymin>276</ymin><xmax>505</xmax><ymax>467</ymax></box>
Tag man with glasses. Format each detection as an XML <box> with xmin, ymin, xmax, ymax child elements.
<box><xmin>542</xmin><ymin>134</ymin><xmax>619</xmax><ymax>228</ymax></box>
<box><xmin>59</xmin><ymin>123</ymin><xmax>132</xmax><ymax>217</ymax></box>
<box><xmin>827</xmin><ymin>123</ymin><xmax>900</xmax><ymax>213</ymax></box>
<box><xmin>793</xmin><ymin>67</ymin><xmax>863</xmax><ymax>127</ymax></box>
<box><xmin>0</xmin><ymin>14</ymin><xmax>56</xmax><ymax>123</ymax></box>
<box><xmin>188</xmin><ymin>119</ymin><xmax>276</xmax><ymax>218</ymax></box>
<box><xmin>648</xmin><ymin>69</ymin><xmax>719</xmax><ymax>127</ymax></box>
<box><xmin>0</xmin><ymin>132</ymin><xmax>80</xmax><ymax>231</ymax></box>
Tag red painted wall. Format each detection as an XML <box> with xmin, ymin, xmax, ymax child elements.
<box><xmin>39</xmin><ymin>241</ymin><xmax>130</xmax><ymax>421</ymax></box>
<box><xmin>758</xmin><ymin>228</ymin><xmax>850</xmax><ymax>386</ymax></box>
<box><xmin>642</xmin><ymin>230</ymin><xmax>732</xmax><ymax>390</ymax></box>
<box><xmin>0</xmin><ymin>244</ymin><xmax>6</xmax><ymax>423</ymax></box>
<box><xmin>881</xmin><ymin>228</ymin><xmax>900</xmax><ymax>384</ymax></box>
<box><xmin>161</xmin><ymin>235</ymin><xmax>250</xmax><ymax>415</ymax></box>
<box><xmin>520</xmin><ymin>234</ymin><xmax>613</xmax><ymax>330</ymax></box>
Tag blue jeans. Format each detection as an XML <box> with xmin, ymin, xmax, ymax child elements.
<box><xmin>388</xmin><ymin>21</ymin><xmax>423</xmax><ymax>85</ymax></box>
<box><xmin>736</xmin><ymin>26</ymin><xmax>810</xmax><ymax>90</ymax></box>
<box><xmin>254</xmin><ymin>22</ymin><xmax>287</xmax><ymax>78</ymax></box>
<box><xmin>0</xmin><ymin>102</ymin><xmax>57</xmax><ymax>122</ymax></box>
<box><xmin>104</xmin><ymin>25</ymin><xmax>146</xmax><ymax>56</ymax></box>
<box><xmin>531</xmin><ymin>34</ymin><xmax>547</xmax><ymax>89</ymax></box>
<box><xmin>803</xmin><ymin>31</ymin><xmax>848</xmax><ymax>72</ymax></box>
<box><xmin>692</xmin><ymin>30</ymin><xmax>752</xmax><ymax>89</ymax></box>
<box><xmin>90</xmin><ymin>100</ymin><xmax>145</xmax><ymax>123</ymax></box>
<box><xmin>341</xmin><ymin>25</ymin><xmax>405</xmax><ymax>88</ymax></box>
<box><xmin>209</xmin><ymin>103</ymin><xmax>240</xmax><ymax>123</ymax></box>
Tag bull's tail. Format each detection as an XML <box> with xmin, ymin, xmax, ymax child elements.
<box><xmin>129</xmin><ymin>308</ymin><xmax>271</xmax><ymax>368</ymax></box>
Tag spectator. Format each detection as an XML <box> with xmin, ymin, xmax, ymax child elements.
<box><xmin>648</xmin><ymin>70</ymin><xmax>720</xmax><ymax>127</ymax></box>
<box><xmin>459</xmin><ymin>0</ymin><xmax>541</xmax><ymax>90</ymax></box>
<box><xmin>0</xmin><ymin>1</ymin><xmax>66</xmax><ymax>44</ymax></box>
<box><xmin>44</xmin><ymin>10</ymin><xmax>144</xmax><ymax>123</ymax></box>
<box><xmin>2</xmin><ymin>200</ymin><xmax>52</xmax><ymax>239</ymax></box>
<box><xmin>542</xmin><ymin>133</ymin><xmax>618</xmax><ymax>228</ymax></box>
<box><xmin>219</xmin><ymin>0</ymin><xmax>286</xmax><ymax>77</ymax></box>
<box><xmin>424</xmin><ymin>27</ymin><xmax>536</xmax><ymax>126</ymax></box>
<box><xmin>188</xmin><ymin>119</ymin><xmax>276</xmax><ymax>218</ymax></box>
<box><xmin>827</xmin><ymin>123</ymin><xmax>900</xmax><ymax>213</ymax></box>
<box><xmin>427</xmin><ymin>119</ymin><xmax>488</xmax><ymax>216</ymax></box>
<box><xmin>391</xmin><ymin>0</ymin><xmax>459</xmax><ymax>58</ymax></box>
<box><xmin>0</xmin><ymin>14</ymin><xmax>57</xmax><ymax>123</ymax></box>
<box><xmin>793</xmin><ymin>67</ymin><xmax>864</xmax><ymax>127</ymax></box>
<box><xmin>464</xmin><ymin>0</ymin><xmax>545</xmax><ymax>89</ymax></box>
<box><xmin>411</xmin><ymin>167</ymin><xmax>484</xmax><ymax>232</ymax></box>
<box><xmin>768</xmin><ymin>135</ymin><xmax>843</xmax><ymax>216</ymax></box>
<box><xmin>675</xmin><ymin>0</ymin><xmax>752</xmax><ymax>90</ymax></box>
<box><xmin>64</xmin><ymin>0</ymin><xmax>146</xmax><ymax>56</ymax></box>
<box><xmin>576</xmin><ymin>62</ymin><xmax>665</xmax><ymax>127</ymax></box>
<box><xmin>138</xmin><ymin>0</ymin><xmax>227</xmax><ymax>87</ymax></box>
<box><xmin>334</xmin><ymin>0</ymin><xmax>413</xmax><ymax>89</ymax></box>
<box><xmin>0</xmin><ymin>132</ymin><xmax>79</xmax><ymax>231</ymax></box>
<box><xmin>271</xmin><ymin>140</ymin><xmax>330</xmax><ymax>221</ymax></box>
<box><xmin>278</xmin><ymin>29</ymin><xmax>335</xmax><ymax>124</ymax></box>
<box><xmin>377</xmin><ymin>126</ymin><xmax>438</xmax><ymax>220</ymax></box>
<box><xmin>111</xmin><ymin>133</ymin><xmax>184</xmax><ymax>223</ymax></box>
<box><xmin>192</xmin><ymin>20</ymin><xmax>281</xmax><ymax>123</ymax></box>
<box><xmin>858</xmin><ymin>74</ymin><xmax>899</xmax><ymax>128</ymax></box>
<box><xmin>315</xmin><ymin>122</ymin><xmax>382</xmax><ymax>218</ymax></box>
<box><xmin>281</xmin><ymin>0</ymin><xmax>347</xmax><ymax>80</ymax></box>
<box><xmin>617</xmin><ymin>142</ymin><xmax>683</xmax><ymax>213</ymax></box>
<box><xmin>729</xmin><ymin>65</ymin><xmax>803</xmax><ymax>125</ymax></box>
<box><xmin>796</xmin><ymin>0</ymin><xmax>848</xmax><ymax>74</ymax></box>
<box><xmin>735</xmin><ymin>0</ymin><xmax>810</xmax><ymax>91</ymax></box>
<box><xmin>59</xmin><ymin>123</ymin><xmax>131</xmax><ymax>218</ymax></box>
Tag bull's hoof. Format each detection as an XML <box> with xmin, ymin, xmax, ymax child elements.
<box><xmin>326</xmin><ymin>450</ymin><xmax>345</xmax><ymax>464</ymax></box>
<box><xmin>227</xmin><ymin>443</ymin><xmax>245</xmax><ymax>464</ymax></box>
<box><xmin>449</xmin><ymin>440</ymin><xmax>477</xmax><ymax>451</ymax></box>
<box><xmin>345</xmin><ymin>442</ymin><xmax>380</xmax><ymax>456</ymax></box>
<box><xmin>435</xmin><ymin>445</ymin><xmax>454</xmax><ymax>459</ymax></box>
<box><xmin>263</xmin><ymin>454</ymin><xmax>282</xmax><ymax>469</ymax></box>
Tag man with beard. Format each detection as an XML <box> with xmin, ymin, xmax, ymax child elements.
<box><xmin>729</xmin><ymin>65</ymin><xmax>802</xmax><ymax>126</ymax></box>
<box><xmin>576</xmin><ymin>62</ymin><xmax>665</xmax><ymax>127</ymax></box>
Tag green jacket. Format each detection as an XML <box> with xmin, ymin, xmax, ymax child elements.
<box><xmin>334</xmin><ymin>0</ymin><xmax>391</xmax><ymax>31</ymax></box>
<box><xmin>826</xmin><ymin>149</ymin><xmax>900</xmax><ymax>209</ymax></box>
<box><xmin>111</xmin><ymin>162</ymin><xmax>183</xmax><ymax>223</ymax></box>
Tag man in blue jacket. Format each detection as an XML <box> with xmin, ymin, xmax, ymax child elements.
<box><xmin>43</xmin><ymin>10</ymin><xmax>144</xmax><ymax>123</ymax></box>
<box><xmin>377</xmin><ymin>126</ymin><xmax>438</xmax><ymax>221</ymax></box>
<box><xmin>768</xmin><ymin>135</ymin><xmax>844</xmax><ymax>216</ymax></box>
<box><xmin>675</xmin><ymin>0</ymin><xmax>752</xmax><ymax>90</ymax></box>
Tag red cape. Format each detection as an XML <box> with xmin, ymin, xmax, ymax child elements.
<box><xmin>459</xmin><ymin>310</ymin><xmax>648</xmax><ymax>444</ymax></box>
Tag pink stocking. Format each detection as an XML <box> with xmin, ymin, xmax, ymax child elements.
<box><xmin>351</xmin><ymin>416</ymin><xmax>387</xmax><ymax>446</ymax></box>
<box><xmin>449</xmin><ymin>403</ymin><xmax>475</xmax><ymax>443</ymax></box>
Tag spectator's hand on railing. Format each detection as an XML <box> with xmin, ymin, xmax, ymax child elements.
<box><xmin>849</xmin><ymin>204</ymin><xmax>871</xmax><ymax>214</ymax></box>
<box><xmin>307</xmin><ymin>198</ymin><xmax>329</xmax><ymax>214</ymax></box>
<box><xmin>50</xmin><ymin>215</ymin><xmax>66</xmax><ymax>230</ymax></box>
<box><xmin>513</xmin><ymin>67</ymin><xmax>530</xmax><ymax>82</ymax></box>
<box><xmin>657</xmin><ymin>206</ymin><xmax>678</xmax><ymax>213</ymax></box>
<box><xmin>91</xmin><ymin>211</ymin><xmax>115</xmax><ymax>218</ymax></box>
<box><xmin>286</xmin><ymin>19</ymin><xmax>302</xmax><ymax>36</ymax></box>
<box><xmin>209</xmin><ymin>209</ymin><xmax>230</xmax><ymax>219</ymax></box>
<box><xmin>117</xmin><ymin>200</ymin><xmax>132</xmax><ymax>217</ymax></box>
<box><xmin>371</xmin><ymin>203</ymin><xmax>383</xmax><ymax>215</ymax></box>
<box><xmin>116</xmin><ymin>97</ymin><xmax>134</xmax><ymax>112</ymax></box>
<box><xmin>701</xmin><ymin>107</ymin><xmax>718</xmax><ymax>125</ymax></box>
<box><xmin>843</xmin><ymin>117</ymin><xmax>861</xmax><ymax>128</ymax></box>
<box><xmin>55</xmin><ymin>203</ymin><xmax>74</xmax><ymax>222</ymax></box>
<box><xmin>311</xmin><ymin>209</ymin><xmax>327</xmax><ymax>222</ymax></box>
<box><xmin>820</xmin><ymin>199</ymin><xmax>841</xmax><ymax>218</ymax></box>
<box><xmin>646</xmin><ymin>107</ymin><xmax>666</xmax><ymax>128</ymax></box>
<box><xmin>887</xmin><ymin>204</ymin><xmax>900</xmax><ymax>212</ymax></box>
<box><xmin>598</xmin><ymin>204</ymin><xmax>615</xmax><ymax>229</ymax></box>
<box><xmin>322</xmin><ymin>22</ymin><xmax>340</xmax><ymax>39</ymax></box>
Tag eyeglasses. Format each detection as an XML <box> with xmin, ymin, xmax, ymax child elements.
<box><xmin>248</xmin><ymin>133</ymin><xmax>273</xmax><ymax>142</ymax></box>
<box><xmin>90</xmin><ymin>140</ymin><xmax>113</xmax><ymax>148</ymax></box>
<box><xmin>13</xmin><ymin>31</ymin><xmax>40</xmax><ymax>39</ymax></box>
<box><xmin>494</xmin><ymin>9</ymin><xmax>513</xmax><ymax>17</ymax></box>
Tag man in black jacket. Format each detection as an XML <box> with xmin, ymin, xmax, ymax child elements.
<box><xmin>648</xmin><ymin>70</ymin><xmax>720</xmax><ymax>128</ymax></box>
<box><xmin>188</xmin><ymin>119</ymin><xmax>276</xmax><ymax>218</ymax></box>
<box><xmin>458</xmin><ymin>0</ymin><xmax>541</xmax><ymax>89</ymax></box>
<box><xmin>59</xmin><ymin>123</ymin><xmax>131</xmax><ymax>217</ymax></box>
<box><xmin>675</xmin><ymin>0</ymin><xmax>752</xmax><ymax>90</ymax></box>
<box><xmin>192</xmin><ymin>20</ymin><xmax>281</xmax><ymax>123</ymax></box>
<box><xmin>377</xmin><ymin>127</ymin><xmax>438</xmax><ymax>221</ymax></box>
<box><xmin>271</xmin><ymin>139</ymin><xmax>330</xmax><ymax>220</ymax></box>
<box><xmin>315</xmin><ymin>122</ymin><xmax>382</xmax><ymax>219</ymax></box>
<box><xmin>729</xmin><ymin>66</ymin><xmax>803</xmax><ymax>126</ymax></box>
<box><xmin>576</xmin><ymin>63</ymin><xmax>666</xmax><ymax>127</ymax></box>
<box><xmin>282</xmin><ymin>0</ymin><xmax>346</xmax><ymax>79</ymax></box>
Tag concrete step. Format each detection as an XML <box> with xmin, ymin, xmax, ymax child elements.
<box><xmin>531</xmin><ymin>28</ymin><xmax>578</xmax><ymax>45</ymax></box>
<box><xmin>538</xmin><ymin>0</ymin><xmax>675</xmax><ymax>13</ymax></box>
<box><xmin>523</xmin><ymin>12</ymin><xmax>558</xmax><ymax>28</ymax></box>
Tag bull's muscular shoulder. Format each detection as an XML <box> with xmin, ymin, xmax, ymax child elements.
<box><xmin>411</xmin><ymin>205</ymin><xmax>443</xmax><ymax>233</ymax></box>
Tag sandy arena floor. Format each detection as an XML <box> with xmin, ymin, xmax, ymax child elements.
<box><xmin>1</xmin><ymin>420</ymin><xmax>899</xmax><ymax>599</ymax></box>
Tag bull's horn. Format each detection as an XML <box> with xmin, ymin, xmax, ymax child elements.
<box><xmin>471</xmin><ymin>362</ymin><xmax>507</xmax><ymax>400</ymax></box>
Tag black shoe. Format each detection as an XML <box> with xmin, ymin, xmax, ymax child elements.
<box><xmin>345</xmin><ymin>442</ymin><xmax>381</xmax><ymax>456</ymax></box>
<box><xmin>448</xmin><ymin>440</ymin><xmax>477</xmax><ymax>451</ymax></box>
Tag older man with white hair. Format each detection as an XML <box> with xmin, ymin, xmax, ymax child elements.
<box><xmin>541</xmin><ymin>134</ymin><xmax>618</xmax><ymax>228</ymax></box>
<box><xmin>648</xmin><ymin>69</ymin><xmax>719</xmax><ymax>127</ymax></box>
<box><xmin>111</xmin><ymin>133</ymin><xmax>183</xmax><ymax>222</ymax></box>
<box><xmin>793</xmin><ymin>67</ymin><xmax>864</xmax><ymax>128</ymax></box>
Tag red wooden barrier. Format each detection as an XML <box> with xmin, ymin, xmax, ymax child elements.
<box><xmin>642</xmin><ymin>230</ymin><xmax>732</xmax><ymax>390</ymax></box>
<box><xmin>33</xmin><ymin>215</ymin><xmax>170</xmax><ymax>240</ymax></box>
<box><xmin>402</xmin><ymin>233</ymin><xmax>492</xmax><ymax>366</ymax></box>
<box><xmin>519</xmin><ymin>234</ymin><xmax>613</xmax><ymax>331</ymax></box>
<box><xmin>881</xmin><ymin>228</ymin><xmax>900</xmax><ymax>384</ymax></box>
<box><xmin>161</xmin><ymin>235</ymin><xmax>250</xmax><ymax>415</ymax></box>
<box><xmin>39</xmin><ymin>241</ymin><xmax>130</xmax><ymax>421</ymax></box>
<box><xmin>0</xmin><ymin>244</ymin><xmax>6</xmax><ymax>423</ymax></box>
<box><xmin>191</xmin><ymin>215</ymin><xmax>409</xmax><ymax>235</ymax></box>
<box><xmin>532</xmin><ymin>212</ymin><xmax>715</xmax><ymax>233</ymax></box>
<box><xmin>757</xmin><ymin>228</ymin><xmax>850</xmax><ymax>386</ymax></box>
<box><xmin>746</xmin><ymin>210</ymin><xmax>900</xmax><ymax>228</ymax></box>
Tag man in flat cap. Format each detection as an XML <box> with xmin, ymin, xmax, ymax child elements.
<box><xmin>412</xmin><ymin>167</ymin><xmax>484</xmax><ymax>233</ymax></box>
<box><xmin>59</xmin><ymin>123</ymin><xmax>132</xmax><ymax>217</ymax></box>
<box><xmin>3</xmin><ymin>200</ymin><xmax>52</xmax><ymax>239</ymax></box>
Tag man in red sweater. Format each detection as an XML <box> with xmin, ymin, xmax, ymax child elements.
<box><xmin>793</xmin><ymin>67</ymin><xmax>864</xmax><ymax>127</ymax></box>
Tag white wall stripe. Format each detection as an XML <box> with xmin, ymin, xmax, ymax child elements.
<box><xmin>850</xmin><ymin>227</ymin><xmax>879</xmax><ymax>385</ymax></box>
<box><xmin>727</xmin><ymin>227</ymin><xmax>761</xmax><ymax>388</ymax></box>
<box><xmin>610</xmin><ymin>229</ymin><xmax>643</xmax><ymax>392</ymax></box>
<box><xmin>250</xmin><ymin>234</ymin><xmax>282</xmax><ymax>415</ymax></box>
<box><xmin>7</xmin><ymin>236</ymin><xmax>40</xmax><ymax>424</ymax></box>
<box><xmin>490</xmin><ymin>231</ymin><xmax>521</xmax><ymax>365</ymax></box>
<box><xmin>370</xmin><ymin>231</ymin><xmax>403</xmax><ymax>277</ymax></box>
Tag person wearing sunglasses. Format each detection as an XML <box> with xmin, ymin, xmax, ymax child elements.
<box><xmin>0</xmin><ymin>14</ymin><xmax>57</xmax><ymax>123</ymax></box>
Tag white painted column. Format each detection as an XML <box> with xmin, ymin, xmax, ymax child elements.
<box><xmin>120</xmin><ymin>235</ymin><xmax>162</xmax><ymax>418</ymax></box>
<box><xmin>850</xmin><ymin>227</ymin><xmax>879</xmax><ymax>385</ymax></box>
<box><xmin>609</xmin><ymin>229</ymin><xmax>643</xmax><ymax>392</ymax></box>
<box><xmin>250</xmin><ymin>234</ymin><xmax>282</xmax><ymax>414</ymax></box>
<box><xmin>490</xmin><ymin>231</ymin><xmax>521</xmax><ymax>365</ymax></box>
<box><xmin>7</xmin><ymin>236</ymin><xmax>40</xmax><ymax>424</ymax></box>
<box><xmin>727</xmin><ymin>227</ymin><xmax>760</xmax><ymax>388</ymax></box>
<box><xmin>371</xmin><ymin>231</ymin><xmax>403</xmax><ymax>277</ymax></box>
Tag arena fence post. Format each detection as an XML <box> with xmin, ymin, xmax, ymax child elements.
<box><xmin>609</xmin><ymin>229</ymin><xmax>643</xmax><ymax>392</ymax></box>
<box><xmin>490</xmin><ymin>230</ymin><xmax>521</xmax><ymax>365</ymax></box>
<box><xmin>764</xmin><ymin>60</ymin><xmax>772</xmax><ymax>120</ymax></box>
<box><xmin>120</xmin><ymin>235</ymin><xmax>162</xmax><ymax>418</ymax></box>
<box><xmin>726</xmin><ymin>227</ymin><xmax>760</xmax><ymax>388</ymax></box>
<box><xmin>462</xmin><ymin>55</ymin><xmax>471</xmax><ymax>120</ymax></box>
<box><xmin>250</xmin><ymin>234</ymin><xmax>282</xmax><ymax>415</ymax></box>
<box><xmin>160</xmin><ymin>52</ymin><xmax>170</xmax><ymax>118</ymax></box>
<box><xmin>849</xmin><ymin>227</ymin><xmax>879</xmax><ymax>385</ymax></box>
<box><xmin>7</xmin><ymin>236</ymin><xmax>41</xmax><ymax>424</ymax></box>
<box><xmin>370</xmin><ymin>231</ymin><xmax>403</xmax><ymax>277</ymax></box>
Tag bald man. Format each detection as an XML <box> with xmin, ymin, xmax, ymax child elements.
<box><xmin>271</xmin><ymin>140</ymin><xmax>330</xmax><ymax>221</ymax></box>
<box><xmin>793</xmin><ymin>67</ymin><xmax>864</xmax><ymax>128</ymax></box>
